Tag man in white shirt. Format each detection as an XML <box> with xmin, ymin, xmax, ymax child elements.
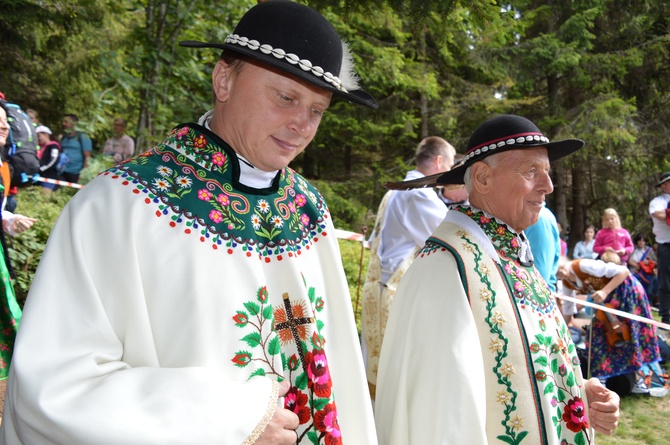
<box><xmin>361</xmin><ymin>136</ymin><xmax>455</xmax><ymax>397</ymax></box>
<box><xmin>650</xmin><ymin>171</ymin><xmax>670</xmax><ymax>325</ymax></box>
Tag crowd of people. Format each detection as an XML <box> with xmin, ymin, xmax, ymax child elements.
<box><xmin>0</xmin><ymin>1</ymin><xmax>667</xmax><ymax>444</ymax></box>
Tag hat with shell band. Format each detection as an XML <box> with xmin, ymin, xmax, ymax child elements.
<box><xmin>385</xmin><ymin>114</ymin><xmax>584</xmax><ymax>190</ymax></box>
<box><xmin>179</xmin><ymin>0</ymin><xmax>377</xmax><ymax>109</ymax></box>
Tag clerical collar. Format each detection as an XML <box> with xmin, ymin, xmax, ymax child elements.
<box><xmin>198</xmin><ymin>110</ymin><xmax>278</xmax><ymax>189</ymax></box>
<box><xmin>452</xmin><ymin>205</ymin><xmax>535</xmax><ymax>267</ymax></box>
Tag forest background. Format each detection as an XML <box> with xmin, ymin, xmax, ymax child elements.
<box><xmin>3</xmin><ymin>0</ymin><xmax>670</xmax><ymax>245</ymax></box>
<box><xmin>1</xmin><ymin>1</ymin><xmax>670</xmax><ymax>442</ymax></box>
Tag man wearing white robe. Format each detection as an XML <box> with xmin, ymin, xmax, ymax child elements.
<box><xmin>375</xmin><ymin>114</ymin><xmax>621</xmax><ymax>445</ymax></box>
<box><xmin>361</xmin><ymin>136</ymin><xmax>454</xmax><ymax>397</ymax></box>
<box><xmin>0</xmin><ymin>2</ymin><xmax>378</xmax><ymax>444</ymax></box>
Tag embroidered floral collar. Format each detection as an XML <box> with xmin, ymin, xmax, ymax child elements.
<box><xmin>452</xmin><ymin>205</ymin><xmax>534</xmax><ymax>266</ymax></box>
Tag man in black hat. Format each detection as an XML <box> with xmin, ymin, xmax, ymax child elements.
<box><xmin>375</xmin><ymin>114</ymin><xmax>620</xmax><ymax>444</ymax></box>
<box><xmin>650</xmin><ymin>171</ymin><xmax>670</xmax><ymax>326</ymax></box>
<box><xmin>1</xmin><ymin>2</ymin><xmax>377</xmax><ymax>444</ymax></box>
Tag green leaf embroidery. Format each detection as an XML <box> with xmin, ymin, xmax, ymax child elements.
<box><xmin>544</xmin><ymin>381</ymin><xmax>555</xmax><ymax>395</ymax></box>
<box><xmin>262</xmin><ymin>305</ymin><xmax>273</xmax><ymax>320</ymax></box>
<box><xmin>242</xmin><ymin>332</ymin><xmax>262</xmax><ymax>347</ymax></box>
<box><xmin>496</xmin><ymin>435</ymin><xmax>516</xmax><ymax>445</ymax></box>
<box><xmin>268</xmin><ymin>336</ymin><xmax>281</xmax><ymax>356</ymax></box>
<box><xmin>566</xmin><ymin>372</ymin><xmax>575</xmax><ymax>387</ymax></box>
<box><xmin>295</xmin><ymin>372</ymin><xmax>308</xmax><ymax>390</ymax></box>
<box><xmin>313</xmin><ymin>398</ymin><xmax>329</xmax><ymax>411</ymax></box>
<box><xmin>244</xmin><ymin>301</ymin><xmax>260</xmax><ymax>316</ymax></box>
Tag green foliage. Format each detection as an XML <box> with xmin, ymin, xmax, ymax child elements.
<box><xmin>8</xmin><ymin>187</ymin><xmax>76</xmax><ymax>305</ymax></box>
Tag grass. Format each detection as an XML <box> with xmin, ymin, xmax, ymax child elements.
<box><xmin>338</xmin><ymin>238</ymin><xmax>670</xmax><ymax>443</ymax></box>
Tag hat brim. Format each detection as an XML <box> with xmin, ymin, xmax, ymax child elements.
<box><xmin>179</xmin><ymin>40</ymin><xmax>378</xmax><ymax>109</ymax></box>
<box><xmin>657</xmin><ymin>177</ymin><xmax>670</xmax><ymax>187</ymax></box>
<box><xmin>385</xmin><ymin>138</ymin><xmax>584</xmax><ymax>190</ymax></box>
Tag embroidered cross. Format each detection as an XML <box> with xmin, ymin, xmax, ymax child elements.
<box><xmin>274</xmin><ymin>292</ymin><xmax>315</xmax><ymax>371</ymax></box>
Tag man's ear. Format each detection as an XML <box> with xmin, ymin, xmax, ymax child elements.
<box><xmin>212</xmin><ymin>60</ymin><xmax>233</xmax><ymax>103</ymax></box>
<box><xmin>470</xmin><ymin>161</ymin><xmax>492</xmax><ymax>195</ymax></box>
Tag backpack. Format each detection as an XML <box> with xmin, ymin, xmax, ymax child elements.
<box><xmin>55</xmin><ymin>151</ymin><xmax>71</xmax><ymax>175</ymax></box>
<box><xmin>0</xmin><ymin>99</ymin><xmax>40</xmax><ymax>187</ymax></box>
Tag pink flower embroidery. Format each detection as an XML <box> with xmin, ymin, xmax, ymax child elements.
<box><xmin>198</xmin><ymin>189</ymin><xmax>213</xmax><ymax>201</ymax></box>
<box><xmin>209</xmin><ymin>210</ymin><xmax>223</xmax><ymax>224</ymax></box>
<box><xmin>212</xmin><ymin>151</ymin><xmax>226</xmax><ymax>166</ymax></box>
<box><xmin>314</xmin><ymin>403</ymin><xmax>342</xmax><ymax>445</ymax></box>
<box><xmin>305</xmin><ymin>350</ymin><xmax>332</xmax><ymax>398</ymax></box>
<box><xmin>294</xmin><ymin>194</ymin><xmax>307</xmax><ymax>208</ymax></box>
<box><xmin>217</xmin><ymin>194</ymin><xmax>230</xmax><ymax>206</ymax></box>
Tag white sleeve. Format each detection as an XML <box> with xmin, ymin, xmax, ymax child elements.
<box><xmin>375</xmin><ymin>249</ymin><xmax>487</xmax><ymax>445</ymax></box>
<box><xmin>578</xmin><ymin>258</ymin><xmax>627</xmax><ymax>278</ymax></box>
<box><xmin>403</xmin><ymin>189</ymin><xmax>448</xmax><ymax>248</ymax></box>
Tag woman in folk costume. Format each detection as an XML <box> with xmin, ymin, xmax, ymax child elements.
<box><xmin>557</xmin><ymin>252</ymin><xmax>661</xmax><ymax>393</ymax></box>
<box><xmin>0</xmin><ymin>102</ymin><xmax>36</xmax><ymax>379</ymax></box>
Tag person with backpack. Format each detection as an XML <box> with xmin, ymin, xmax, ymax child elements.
<box><xmin>0</xmin><ymin>101</ymin><xmax>37</xmax><ymax>381</ymax></box>
<box><xmin>59</xmin><ymin>113</ymin><xmax>92</xmax><ymax>184</ymax></box>
<box><xmin>0</xmin><ymin>96</ymin><xmax>41</xmax><ymax>211</ymax></box>
<box><xmin>35</xmin><ymin>125</ymin><xmax>62</xmax><ymax>192</ymax></box>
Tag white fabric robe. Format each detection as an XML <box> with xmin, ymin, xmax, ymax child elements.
<box><xmin>0</xmin><ymin>123</ymin><xmax>376</xmax><ymax>444</ymax></box>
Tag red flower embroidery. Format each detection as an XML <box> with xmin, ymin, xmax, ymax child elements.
<box><xmin>258</xmin><ymin>286</ymin><xmax>269</xmax><ymax>303</ymax></box>
<box><xmin>233</xmin><ymin>312</ymin><xmax>248</xmax><ymax>327</ymax></box>
<box><xmin>305</xmin><ymin>350</ymin><xmax>332</xmax><ymax>397</ymax></box>
<box><xmin>562</xmin><ymin>397</ymin><xmax>589</xmax><ymax>432</ymax></box>
<box><xmin>194</xmin><ymin>134</ymin><xmax>207</xmax><ymax>148</ymax></box>
<box><xmin>314</xmin><ymin>403</ymin><xmax>342</xmax><ymax>445</ymax></box>
<box><xmin>232</xmin><ymin>352</ymin><xmax>251</xmax><ymax>367</ymax></box>
<box><xmin>285</xmin><ymin>386</ymin><xmax>311</xmax><ymax>424</ymax></box>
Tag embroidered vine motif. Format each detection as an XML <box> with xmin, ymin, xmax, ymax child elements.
<box><xmin>455</xmin><ymin>205</ymin><xmax>555</xmax><ymax>316</ymax></box>
<box><xmin>108</xmin><ymin>124</ymin><xmax>330</xmax><ymax>259</ymax></box>
<box><xmin>456</xmin><ymin>231</ymin><xmax>528</xmax><ymax>445</ymax></box>
<box><xmin>455</xmin><ymin>215</ymin><xmax>590</xmax><ymax>445</ymax></box>
<box><xmin>529</xmin><ymin>322</ymin><xmax>591</xmax><ymax>445</ymax></box>
<box><xmin>232</xmin><ymin>285</ymin><xmax>341</xmax><ymax>445</ymax></box>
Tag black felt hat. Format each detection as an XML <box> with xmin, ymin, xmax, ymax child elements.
<box><xmin>179</xmin><ymin>0</ymin><xmax>377</xmax><ymax>109</ymax></box>
<box><xmin>386</xmin><ymin>114</ymin><xmax>584</xmax><ymax>190</ymax></box>
<box><xmin>657</xmin><ymin>171</ymin><xmax>670</xmax><ymax>187</ymax></box>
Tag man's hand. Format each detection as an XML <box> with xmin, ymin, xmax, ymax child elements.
<box><xmin>256</xmin><ymin>380</ymin><xmax>300</xmax><ymax>445</ymax></box>
<box><xmin>584</xmin><ymin>377</ymin><xmax>620</xmax><ymax>436</ymax></box>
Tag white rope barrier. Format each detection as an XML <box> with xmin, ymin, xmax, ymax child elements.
<box><xmin>33</xmin><ymin>176</ymin><xmax>84</xmax><ymax>189</ymax></box>
<box><xmin>555</xmin><ymin>292</ymin><xmax>670</xmax><ymax>331</ymax></box>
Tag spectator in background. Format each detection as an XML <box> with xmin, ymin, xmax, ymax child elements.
<box><xmin>649</xmin><ymin>171</ymin><xmax>670</xmax><ymax>326</ymax></box>
<box><xmin>59</xmin><ymin>113</ymin><xmax>92</xmax><ymax>184</ymax></box>
<box><xmin>558</xmin><ymin>221</ymin><xmax>569</xmax><ymax>257</ymax></box>
<box><xmin>525</xmin><ymin>203</ymin><xmax>561</xmax><ymax>291</ymax></box>
<box><xmin>25</xmin><ymin>109</ymin><xmax>40</xmax><ymax>126</ymax></box>
<box><xmin>593</xmin><ymin>208</ymin><xmax>634</xmax><ymax>264</ymax></box>
<box><xmin>35</xmin><ymin>125</ymin><xmax>62</xmax><ymax>193</ymax></box>
<box><xmin>0</xmin><ymin>101</ymin><xmax>37</xmax><ymax>380</ymax></box>
<box><xmin>102</xmin><ymin>118</ymin><xmax>135</xmax><ymax>163</ymax></box>
<box><xmin>361</xmin><ymin>136</ymin><xmax>455</xmax><ymax>398</ymax></box>
<box><xmin>574</xmin><ymin>224</ymin><xmax>599</xmax><ymax>259</ymax></box>
<box><xmin>628</xmin><ymin>234</ymin><xmax>658</xmax><ymax>306</ymax></box>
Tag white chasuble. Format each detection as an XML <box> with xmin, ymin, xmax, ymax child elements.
<box><xmin>376</xmin><ymin>205</ymin><xmax>594</xmax><ymax>445</ymax></box>
<box><xmin>1</xmin><ymin>124</ymin><xmax>376</xmax><ymax>444</ymax></box>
